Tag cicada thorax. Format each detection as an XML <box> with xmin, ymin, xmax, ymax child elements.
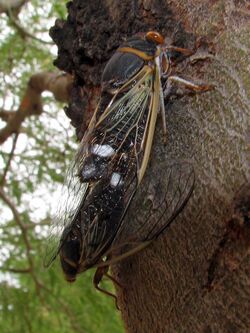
<box><xmin>101</xmin><ymin>32</ymin><xmax>163</xmax><ymax>92</ymax></box>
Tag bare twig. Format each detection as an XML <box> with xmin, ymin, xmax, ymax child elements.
<box><xmin>23</xmin><ymin>309</ymin><xmax>33</xmax><ymax>333</ymax></box>
<box><xmin>0</xmin><ymin>132</ymin><xmax>19</xmax><ymax>186</ymax></box>
<box><xmin>0</xmin><ymin>217</ymin><xmax>50</xmax><ymax>230</ymax></box>
<box><xmin>0</xmin><ymin>72</ymin><xmax>72</xmax><ymax>145</ymax></box>
<box><xmin>42</xmin><ymin>285</ymin><xmax>86</xmax><ymax>333</ymax></box>
<box><xmin>0</xmin><ymin>188</ymin><xmax>50</xmax><ymax>301</ymax></box>
<box><xmin>0</xmin><ymin>187</ymin><xmax>33</xmax><ymax>262</ymax></box>
<box><xmin>0</xmin><ymin>267</ymin><xmax>31</xmax><ymax>274</ymax></box>
<box><xmin>8</xmin><ymin>10</ymin><xmax>54</xmax><ymax>45</ymax></box>
<box><xmin>0</xmin><ymin>0</ymin><xmax>28</xmax><ymax>15</ymax></box>
<box><xmin>0</xmin><ymin>76</ymin><xmax>44</xmax><ymax>144</ymax></box>
<box><xmin>0</xmin><ymin>109</ymin><xmax>15</xmax><ymax>122</ymax></box>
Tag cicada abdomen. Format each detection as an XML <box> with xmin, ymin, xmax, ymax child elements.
<box><xmin>45</xmin><ymin>31</ymin><xmax>211</xmax><ymax>299</ymax></box>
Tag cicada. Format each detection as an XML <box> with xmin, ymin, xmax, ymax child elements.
<box><xmin>45</xmin><ymin>31</ymin><xmax>211</xmax><ymax>301</ymax></box>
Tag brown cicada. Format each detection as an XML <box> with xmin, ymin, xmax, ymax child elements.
<box><xmin>45</xmin><ymin>31</ymin><xmax>211</xmax><ymax>302</ymax></box>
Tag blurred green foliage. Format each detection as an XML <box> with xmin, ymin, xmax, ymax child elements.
<box><xmin>0</xmin><ymin>1</ymin><xmax>123</xmax><ymax>332</ymax></box>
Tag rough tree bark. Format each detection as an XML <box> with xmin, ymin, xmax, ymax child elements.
<box><xmin>50</xmin><ymin>1</ymin><xmax>249</xmax><ymax>332</ymax></box>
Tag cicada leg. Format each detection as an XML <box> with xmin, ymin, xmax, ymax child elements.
<box><xmin>169</xmin><ymin>76</ymin><xmax>213</xmax><ymax>92</ymax></box>
<box><xmin>160</xmin><ymin>85</ymin><xmax>167</xmax><ymax>145</ymax></box>
<box><xmin>93</xmin><ymin>265</ymin><xmax>122</xmax><ymax>310</ymax></box>
<box><xmin>164</xmin><ymin>75</ymin><xmax>213</xmax><ymax>99</ymax></box>
<box><xmin>104</xmin><ymin>272</ymin><xmax>123</xmax><ymax>289</ymax></box>
<box><xmin>167</xmin><ymin>41</ymin><xmax>214</xmax><ymax>65</ymax></box>
<box><xmin>167</xmin><ymin>45</ymin><xmax>194</xmax><ymax>57</ymax></box>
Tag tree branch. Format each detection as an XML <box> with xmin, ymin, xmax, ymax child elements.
<box><xmin>0</xmin><ymin>72</ymin><xmax>73</xmax><ymax>144</ymax></box>
<box><xmin>0</xmin><ymin>132</ymin><xmax>19</xmax><ymax>186</ymax></box>
<box><xmin>0</xmin><ymin>217</ymin><xmax>50</xmax><ymax>230</ymax></box>
<box><xmin>0</xmin><ymin>0</ymin><xmax>28</xmax><ymax>15</ymax></box>
<box><xmin>0</xmin><ymin>266</ymin><xmax>31</xmax><ymax>274</ymax></box>
<box><xmin>0</xmin><ymin>187</ymin><xmax>32</xmax><ymax>257</ymax></box>
<box><xmin>0</xmin><ymin>187</ymin><xmax>48</xmax><ymax>301</ymax></box>
<box><xmin>0</xmin><ymin>109</ymin><xmax>15</xmax><ymax>122</ymax></box>
<box><xmin>42</xmin><ymin>285</ymin><xmax>87</xmax><ymax>333</ymax></box>
<box><xmin>8</xmin><ymin>10</ymin><xmax>54</xmax><ymax>45</ymax></box>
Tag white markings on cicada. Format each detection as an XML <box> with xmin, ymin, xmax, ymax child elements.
<box><xmin>91</xmin><ymin>144</ymin><xmax>115</xmax><ymax>158</ymax></box>
<box><xmin>110</xmin><ymin>172</ymin><xmax>123</xmax><ymax>187</ymax></box>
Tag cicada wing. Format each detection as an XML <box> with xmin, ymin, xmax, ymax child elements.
<box><xmin>100</xmin><ymin>161</ymin><xmax>195</xmax><ymax>265</ymax></box>
<box><xmin>134</xmin><ymin>161</ymin><xmax>195</xmax><ymax>241</ymax></box>
<box><xmin>74</xmin><ymin>65</ymin><xmax>158</xmax><ymax>266</ymax></box>
<box><xmin>44</xmin><ymin>63</ymin><xmax>159</xmax><ymax>269</ymax></box>
<box><xmin>43</xmin><ymin>152</ymin><xmax>89</xmax><ymax>268</ymax></box>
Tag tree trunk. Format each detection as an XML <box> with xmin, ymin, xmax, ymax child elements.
<box><xmin>50</xmin><ymin>1</ymin><xmax>250</xmax><ymax>332</ymax></box>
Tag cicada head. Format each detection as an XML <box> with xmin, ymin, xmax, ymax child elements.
<box><xmin>145</xmin><ymin>31</ymin><xmax>170</xmax><ymax>77</ymax></box>
<box><xmin>145</xmin><ymin>31</ymin><xmax>165</xmax><ymax>45</ymax></box>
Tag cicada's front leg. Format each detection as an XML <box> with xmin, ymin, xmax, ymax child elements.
<box><xmin>161</xmin><ymin>74</ymin><xmax>213</xmax><ymax>145</ymax></box>
<box><xmin>164</xmin><ymin>37</ymin><xmax>214</xmax><ymax>96</ymax></box>
<box><xmin>167</xmin><ymin>36</ymin><xmax>213</xmax><ymax>61</ymax></box>
<box><xmin>159</xmin><ymin>84</ymin><xmax>168</xmax><ymax>145</ymax></box>
<box><xmin>167</xmin><ymin>45</ymin><xmax>195</xmax><ymax>57</ymax></box>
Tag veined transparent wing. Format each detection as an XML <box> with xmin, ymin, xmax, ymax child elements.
<box><xmin>44</xmin><ymin>64</ymin><xmax>159</xmax><ymax>268</ymax></box>
<box><xmin>73</xmin><ymin>65</ymin><xmax>159</xmax><ymax>266</ymax></box>
<box><xmin>97</xmin><ymin>161</ymin><xmax>195</xmax><ymax>266</ymax></box>
<box><xmin>44</xmin><ymin>156</ymin><xmax>89</xmax><ymax>267</ymax></box>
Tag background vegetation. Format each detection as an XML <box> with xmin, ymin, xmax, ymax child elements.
<box><xmin>0</xmin><ymin>1</ymin><xmax>123</xmax><ymax>332</ymax></box>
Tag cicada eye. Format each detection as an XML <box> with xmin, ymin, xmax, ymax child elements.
<box><xmin>146</xmin><ymin>31</ymin><xmax>164</xmax><ymax>45</ymax></box>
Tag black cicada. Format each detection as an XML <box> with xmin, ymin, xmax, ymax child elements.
<box><xmin>45</xmin><ymin>31</ymin><xmax>211</xmax><ymax>301</ymax></box>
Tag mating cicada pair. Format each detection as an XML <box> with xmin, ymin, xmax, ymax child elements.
<box><xmin>45</xmin><ymin>31</ymin><xmax>211</xmax><ymax>302</ymax></box>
